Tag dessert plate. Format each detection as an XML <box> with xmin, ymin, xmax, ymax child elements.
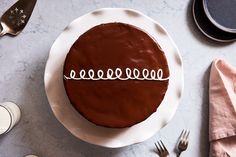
<box><xmin>192</xmin><ymin>0</ymin><xmax>236</xmax><ymax>42</ymax></box>
<box><xmin>203</xmin><ymin>0</ymin><xmax>236</xmax><ymax>34</ymax></box>
<box><xmin>44</xmin><ymin>8</ymin><xmax>183</xmax><ymax>148</ymax></box>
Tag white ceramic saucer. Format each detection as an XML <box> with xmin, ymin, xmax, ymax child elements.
<box><xmin>44</xmin><ymin>8</ymin><xmax>183</xmax><ymax>148</ymax></box>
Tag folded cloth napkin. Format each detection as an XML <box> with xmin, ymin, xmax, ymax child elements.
<box><xmin>209</xmin><ymin>59</ymin><xmax>236</xmax><ymax>157</ymax></box>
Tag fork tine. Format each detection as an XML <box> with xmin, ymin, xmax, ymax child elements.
<box><xmin>160</xmin><ymin>140</ymin><xmax>167</xmax><ymax>151</ymax></box>
<box><xmin>179</xmin><ymin>129</ymin><xmax>187</xmax><ymax>145</ymax></box>
<box><xmin>184</xmin><ymin>130</ymin><xmax>190</xmax><ymax>144</ymax></box>
<box><xmin>182</xmin><ymin>129</ymin><xmax>188</xmax><ymax>140</ymax></box>
<box><xmin>154</xmin><ymin>142</ymin><xmax>161</xmax><ymax>154</ymax></box>
<box><xmin>179</xmin><ymin>130</ymin><xmax>184</xmax><ymax>143</ymax></box>
<box><xmin>186</xmin><ymin>130</ymin><xmax>190</xmax><ymax>140</ymax></box>
<box><xmin>183</xmin><ymin>130</ymin><xmax>189</xmax><ymax>140</ymax></box>
<box><xmin>157</xmin><ymin>141</ymin><xmax>164</xmax><ymax>152</ymax></box>
<box><xmin>180</xmin><ymin>129</ymin><xmax>185</xmax><ymax>139</ymax></box>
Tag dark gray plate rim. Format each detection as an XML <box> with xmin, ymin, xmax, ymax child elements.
<box><xmin>192</xmin><ymin>0</ymin><xmax>236</xmax><ymax>42</ymax></box>
<box><xmin>203</xmin><ymin>0</ymin><xmax>236</xmax><ymax>34</ymax></box>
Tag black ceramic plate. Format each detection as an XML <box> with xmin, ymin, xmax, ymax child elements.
<box><xmin>203</xmin><ymin>0</ymin><xmax>236</xmax><ymax>33</ymax></box>
<box><xmin>192</xmin><ymin>0</ymin><xmax>236</xmax><ymax>42</ymax></box>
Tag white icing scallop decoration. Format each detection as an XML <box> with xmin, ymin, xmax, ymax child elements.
<box><xmin>44</xmin><ymin>8</ymin><xmax>184</xmax><ymax>148</ymax></box>
<box><xmin>64</xmin><ymin>68</ymin><xmax>169</xmax><ymax>81</ymax></box>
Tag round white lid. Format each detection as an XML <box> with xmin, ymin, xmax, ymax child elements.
<box><xmin>0</xmin><ymin>106</ymin><xmax>11</xmax><ymax>135</ymax></box>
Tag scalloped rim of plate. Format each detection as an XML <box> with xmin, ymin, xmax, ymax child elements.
<box><xmin>44</xmin><ymin>8</ymin><xmax>184</xmax><ymax>148</ymax></box>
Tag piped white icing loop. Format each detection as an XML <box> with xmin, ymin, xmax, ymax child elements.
<box><xmin>64</xmin><ymin>68</ymin><xmax>169</xmax><ymax>81</ymax></box>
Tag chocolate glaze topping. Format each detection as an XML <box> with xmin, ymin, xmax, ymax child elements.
<box><xmin>63</xmin><ymin>23</ymin><xmax>169</xmax><ymax>128</ymax></box>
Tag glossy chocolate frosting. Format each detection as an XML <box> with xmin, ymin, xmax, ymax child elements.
<box><xmin>63</xmin><ymin>23</ymin><xmax>169</xmax><ymax>128</ymax></box>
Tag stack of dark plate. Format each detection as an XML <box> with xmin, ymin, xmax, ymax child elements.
<box><xmin>192</xmin><ymin>0</ymin><xmax>236</xmax><ymax>42</ymax></box>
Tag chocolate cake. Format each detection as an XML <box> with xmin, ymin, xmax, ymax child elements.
<box><xmin>63</xmin><ymin>23</ymin><xmax>169</xmax><ymax>128</ymax></box>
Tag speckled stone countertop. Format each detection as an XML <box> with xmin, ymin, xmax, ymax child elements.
<box><xmin>0</xmin><ymin>0</ymin><xmax>236</xmax><ymax>157</ymax></box>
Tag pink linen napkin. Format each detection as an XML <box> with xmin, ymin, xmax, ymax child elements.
<box><xmin>209</xmin><ymin>59</ymin><xmax>236</xmax><ymax>157</ymax></box>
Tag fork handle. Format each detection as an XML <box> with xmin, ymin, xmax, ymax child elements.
<box><xmin>176</xmin><ymin>151</ymin><xmax>182</xmax><ymax>157</ymax></box>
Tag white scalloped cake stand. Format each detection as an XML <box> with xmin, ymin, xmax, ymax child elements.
<box><xmin>44</xmin><ymin>8</ymin><xmax>184</xmax><ymax>148</ymax></box>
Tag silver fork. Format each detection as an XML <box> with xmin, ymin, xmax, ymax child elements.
<box><xmin>155</xmin><ymin>140</ymin><xmax>169</xmax><ymax>157</ymax></box>
<box><xmin>0</xmin><ymin>0</ymin><xmax>37</xmax><ymax>37</ymax></box>
<box><xmin>176</xmin><ymin>129</ymin><xmax>190</xmax><ymax>157</ymax></box>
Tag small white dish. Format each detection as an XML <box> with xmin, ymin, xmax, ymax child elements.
<box><xmin>24</xmin><ymin>155</ymin><xmax>38</xmax><ymax>157</ymax></box>
<box><xmin>0</xmin><ymin>102</ymin><xmax>21</xmax><ymax>135</ymax></box>
<box><xmin>0</xmin><ymin>105</ymin><xmax>11</xmax><ymax>135</ymax></box>
<box><xmin>44</xmin><ymin>8</ymin><xmax>183</xmax><ymax>148</ymax></box>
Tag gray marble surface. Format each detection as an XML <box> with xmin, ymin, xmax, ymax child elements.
<box><xmin>0</xmin><ymin>0</ymin><xmax>236</xmax><ymax>157</ymax></box>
